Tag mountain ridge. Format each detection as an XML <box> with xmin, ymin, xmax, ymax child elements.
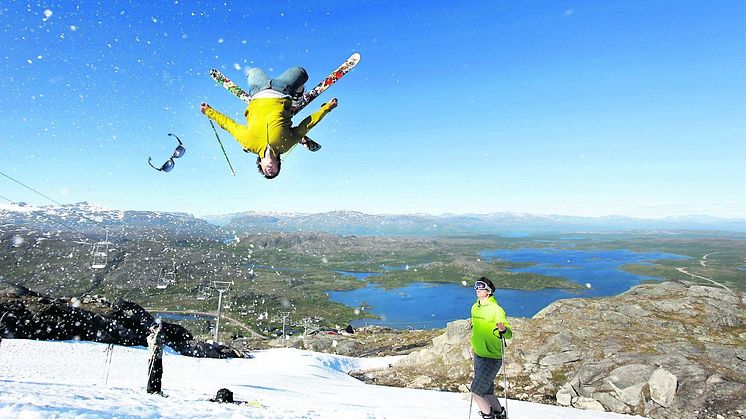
<box><xmin>204</xmin><ymin>209</ymin><xmax>746</xmax><ymax>236</ymax></box>
<box><xmin>4</xmin><ymin>202</ymin><xmax>746</xmax><ymax>236</ymax></box>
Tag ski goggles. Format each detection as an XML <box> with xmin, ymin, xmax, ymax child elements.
<box><xmin>148</xmin><ymin>134</ymin><xmax>185</xmax><ymax>172</ymax></box>
<box><xmin>474</xmin><ymin>280</ymin><xmax>492</xmax><ymax>292</ymax></box>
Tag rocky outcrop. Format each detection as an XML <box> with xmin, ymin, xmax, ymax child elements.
<box><xmin>0</xmin><ymin>282</ymin><xmax>242</xmax><ymax>359</ymax></box>
<box><xmin>353</xmin><ymin>281</ymin><xmax>746</xmax><ymax>419</ymax></box>
<box><xmin>261</xmin><ymin>325</ymin><xmax>441</xmax><ymax>358</ymax></box>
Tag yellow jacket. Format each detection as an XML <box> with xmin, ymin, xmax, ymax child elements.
<box><xmin>205</xmin><ymin>98</ymin><xmax>334</xmax><ymax>157</ymax></box>
<box><xmin>471</xmin><ymin>296</ymin><xmax>512</xmax><ymax>359</ymax></box>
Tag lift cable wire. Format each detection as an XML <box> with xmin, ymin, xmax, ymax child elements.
<box><xmin>0</xmin><ymin>169</ymin><xmax>65</xmax><ymax>206</ymax></box>
<box><xmin>0</xmin><ymin>168</ymin><xmax>110</xmax><ymax>243</ymax></box>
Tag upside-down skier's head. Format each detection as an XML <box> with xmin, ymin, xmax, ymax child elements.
<box><xmin>256</xmin><ymin>154</ymin><xmax>281</xmax><ymax>179</ymax></box>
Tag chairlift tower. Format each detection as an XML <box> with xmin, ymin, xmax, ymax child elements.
<box><xmin>211</xmin><ymin>281</ymin><xmax>234</xmax><ymax>344</ymax></box>
<box><xmin>280</xmin><ymin>311</ymin><xmax>291</xmax><ymax>346</ymax></box>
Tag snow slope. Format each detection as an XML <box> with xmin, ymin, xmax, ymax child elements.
<box><xmin>0</xmin><ymin>339</ymin><xmax>640</xmax><ymax>418</ymax></box>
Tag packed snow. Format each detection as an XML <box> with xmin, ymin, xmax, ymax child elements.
<box><xmin>0</xmin><ymin>339</ymin><xmax>641</xmax><ymax>418</ymax></box>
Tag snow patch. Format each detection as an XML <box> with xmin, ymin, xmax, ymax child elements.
<box><xmin>0</xmin><ymin>339</ymin><xmax>637</xmax><ymax>418</ymax></box>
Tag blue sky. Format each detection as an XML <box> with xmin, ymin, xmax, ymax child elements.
<box><xmin>1</xmin><ymin>1</ymin><xmax>745</xmax><ymax>218</ymax></box>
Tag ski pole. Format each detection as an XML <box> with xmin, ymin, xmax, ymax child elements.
<box><xmin>104</xmin><ymin>343</ymin><xmax>114</xmax><ymax>385</ymax></box>
<box><xmin>146</xmin><ymin>354</ymin><xmax>155</xmax><ymax>392</ymax></box>
<box><xmin>209</xmin><ymin>120</ymin><xmax>236</xmax><ymax>176</ymax></box>
<box><xmin>501</xmin><ymin>335</ymin><xmax>509</xmax><ymax>418</ymax></box>
<box><xmin>467</xmin><ymin>393</ymin><xmax>474</xmax><ymax>419</ymax></box>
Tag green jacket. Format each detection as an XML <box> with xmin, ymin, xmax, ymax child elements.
<box><xmin>205</xmin><ymin>98</ymin><xmax>334</xmax><ymax>157</ymax></box>
<box><xmin>471</xmin><ymin>296</ymin><xmax>512</xmax><ymax>359</ymax></box>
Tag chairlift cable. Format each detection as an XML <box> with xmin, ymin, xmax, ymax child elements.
<box><xmin>0</xmin><ymin>169</ymin><xmax>114</xmax><ymax>269</ymax></box>
<box><xmin>1</xmin><ymin>192</ymin><xmax>88</xmax><ymax>236</ymax></box>
<box><xmin>0</xmin><ymin>169</ymin><xmax>117</xmax><ymax>236</ymax></box>
<box><xmin>0</xmin><ymin>169</ymin><xmax>66</xmax><ymax>206</ymax></box>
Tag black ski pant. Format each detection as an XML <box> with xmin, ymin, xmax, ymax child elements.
<box><xmin>147</xmin><ymin>357</ymin><xmax>163</xmax><ymax>393</ymax></box>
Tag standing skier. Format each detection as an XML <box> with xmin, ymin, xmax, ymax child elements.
<box><xmin>146</xmin><ymin>322</ymin><xmax>166</xmax><ymax>395</ymax></box>
<box><xmin>201</xmin><ymin>65</ymin><xmax>337</xmax><ymax>179</ymax></box>
<box><xmin>470</xmin><ymin>277</ymin><xmax>512</xmax><ymax>419</ymax></box>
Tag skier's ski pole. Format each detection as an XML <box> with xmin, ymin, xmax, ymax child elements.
<box><xmin>467</xmin><ymin>393</ymin><xmax>474</xmax><ymax>419</ymax></box>
<box><xmin>146</xmin><ymin>355</ymin><xmax>155</xmax><ymax>392</ymax></box>
<box><xmin>502</xmin><ymin>335</ymin><xmax>509</xmax><ymax>418</ymax></box>
<box><xmin>209</xmin><ymin>120</ymin><xmax>236</xmax><ymax>176</ymax></box>
<box><xmin>104</xmin><ymin>343</ymin><xmax>114</xmax><ymax>385</ymax></box>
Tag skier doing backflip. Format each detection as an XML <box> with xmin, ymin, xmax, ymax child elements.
<box><xmin>201</xmin><ymin>65</ymin><xmax>338</xmax><ymax>179</ymax></box>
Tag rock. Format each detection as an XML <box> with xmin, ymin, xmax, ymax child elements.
<box><xmin>649</xmin><ymin>300</ymin><xmax>691</xmax><ymax>313</ymax></box>
<box><xmin>687</xmin><ymin>286</ymin><xmax>739</xmax><ymax>305</ymax></box>
<box><xmin>574</xmin><ymin>396</ymin><xmax>606</xmax><ymax>411</ymax></box>
<box><xmin>546</xmin><ymin>331</ymin><xmax>573</xmax><ymax>352</ymax></box>
<box><xmin>594</xmin><ymin>392</ymin><xmax>629</xmax><ymax>413</ymax></box>
<box><xmin>607</xmin><ymin>364</ymin><xmax>655</xmax><ymax>406</ymax></box>
<box><xmin>556</xmin><ymin>389</ymin><xmax>573</xmax><ymax>406</ymax></box>
<box><xmin>0</xmin><ymin>284</ymin><xmax>239</xmax><ymax>359</ymax></box>
<box><xmin>618</xmin><ymin>303</ymin><xmax>651</xmax><ymax>317</ymax></box>
<box><xmin>504</xmin><ymin>361</ymin><xmax>522</xmax><ymax>376</ymax></box>
<box><xmin>0</xmin><ymin>283</ymin><xmax>40</xmax><ymax>298</ymax></box>
<box><xmin>539</xmin><ymin>350</ymin><xmax>582</xmax><ymax>366</ymax></box>
<box><xmin>432</xmin><ymin>319</ymin><xmax>469</xmax><ymax>347</ymax></box>
<box><xmin>412</xmin><ymin>375</ymin><xmax>432</xmax><ymax>387</ymax></box>
<box><xmin>529</xmin><ymin>369</ymin><xmax>551</xmax><ymax>383</ymax></box>
<box><xmin>706</xmin><ymin>374</ymin><xmax>724</xmax><ymax>385</ymax></box>
<box><xmin>556</xmin><ymin>382</ymin><xmax>577</xmax><ymax>406</ymax></box>
<box><xmin>648</xmin><ymin>367</ymin><xmax>677</xmax><ymax>408</ymax></box>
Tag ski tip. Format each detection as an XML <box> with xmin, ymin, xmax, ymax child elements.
<box><xmin>350</xmin><ymin>52</ymin><xmax>361</xmax><ymax>62</ymax></box>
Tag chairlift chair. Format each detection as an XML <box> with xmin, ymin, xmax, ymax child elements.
<box><xmin>163</xmin><ymin>266</ymin><xmax>176</xmax><ymax>285</ymax></box>
<box><xmin>154</xmin><ymin>268</ymin><xmax>168</xmax><ymax>289</ymax></box>
<box><xmin>196</xmin><ymin>283</ymin><xmax>212</xmax><ymax>300</ymax></box>
<box><xmin>90</xmin><ymin>231</ymin><xmax>110</xmax><ymax>269</ymax></box>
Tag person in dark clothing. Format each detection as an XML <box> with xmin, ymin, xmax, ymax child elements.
<box><xmin>146</xmin><ymin>323</ymin><xmax>165</xmax><ymax>395</ymax></box>
<box><xmin>0</xmin><ymin>312</ymin><xmax>9</xmax><ymax>348</ymax></box>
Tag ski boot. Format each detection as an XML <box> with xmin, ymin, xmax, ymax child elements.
<box><xmin>300</xmin><ymin>136</ymin><xmax>321</xmax><ymax>152</ymax></box>
<box><xmin>478</xmin><ymin>407</ymin><xmax>505</xmax><ymax>419</ymax></box>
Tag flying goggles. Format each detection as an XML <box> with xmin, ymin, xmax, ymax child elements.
<box><xmin>474</xmin><ymin>280</ymin><xmax>492</xmax><ymax>292</ymax></box>
<box><xmin>148</xmin><ymin>133</ymin><xmax>185</xmax><ymax>172</ymax></box>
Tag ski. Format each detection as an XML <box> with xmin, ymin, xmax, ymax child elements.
<box><xmin>209</xmin><ymin>52</ymin><xmax>361</xmax><ymax>115</ymax></box>
<box><xmin>291</xmin><ymin>52</ymin><xmax>361</xmax><ymax>114</ymax></box>
<box><xmin>209</xmin><ymin>69</ymin><xmax>251</xmax><ymax>105</ymax></box>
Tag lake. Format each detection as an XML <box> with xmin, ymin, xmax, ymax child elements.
<box><xmin>328</xmin><ymin>248</ymin><xmax>689</xmax><ymax>329</ymax></box>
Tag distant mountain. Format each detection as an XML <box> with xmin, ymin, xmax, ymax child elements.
<box><xmin>4</xmin><ymin>203</ymin><xmax>744</xmax><ymax>238</ymax></box>
<box><xmin>204</xmin><ymin>210</ymin><xmax>746</xmax><ymax>236</ymax></box>
<box><xmin>0</xmin><ymin>202</ymin><xmax>226</xmax><ymax>240</ymax></box>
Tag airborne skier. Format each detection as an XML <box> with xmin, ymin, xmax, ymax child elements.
<box><xmin>201</xmin><ymin>65</ymin><xmax>338</xmax><ymax>179</ymax></box>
